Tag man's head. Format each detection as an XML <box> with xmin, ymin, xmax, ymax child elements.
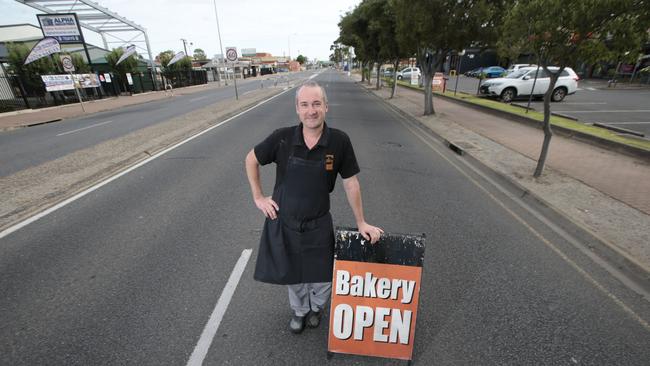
<box><xmin>295</xmin><ymin>81</ymin><xmax>328</xmax><ymax>131</ymax></box>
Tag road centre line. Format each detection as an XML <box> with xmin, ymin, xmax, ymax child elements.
<box><xmin>0</xmin><ymin>87</ymin><xmax>295</xmax><ymax>240</ymax></box>
<box><xmin>189</xmin><ymin>96</ymin><xmax>209</xmax><ymax>102</ymax></box>
<box><xmin>377</xmin><ymin>100</ymin><xmax>650</xmax><ymax>330</ymax></box>
<box><xmin>186</xmin><ymin>249</ymin><xmax>252</xmax><ymax>366</ymax></box>
<box><xmin>56</xmin><ymin>120</ymin><xmax>113</xmax><ymax>136</ymax></box>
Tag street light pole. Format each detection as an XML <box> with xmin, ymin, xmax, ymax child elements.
<box><xmin>213</xmin><ymin>0</ymin><xmax>227</xmax><ymax>85</ymax></box>
<box><xmin>181</xmin><ymin>38</ymin><xmax>189</xmax><ymax>55</ymax></box>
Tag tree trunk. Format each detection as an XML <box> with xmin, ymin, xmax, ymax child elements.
<box><xmin>390</xmin><ymin>59</ymin><xmax>399</xmax><ymax>99</ymax></box>
<box><xmin>367</xmin><ymin>62</ymin><xmax>372</xmax><ymax>85</ymax></box>
<box><xmin>376</xmin><ymin>63</ymin><xmax>381</xmax><ymax>90</ymax></box>
<box><xmin>423</xmin><ymin>73</ymin><xmax>434</xmax><ymax>115</ymax></box>
<box><xmin>533</xmin><ymin>67</ymin><xmax>563</xmax><ymax>177</ymax></box>
<box><xmin>361</xmin><ymin>62</ymin><xmax>366</xmax><ymax>82</ymax></box>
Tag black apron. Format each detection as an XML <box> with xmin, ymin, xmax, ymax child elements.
<box><xmin>253</xmin><ymin>145</ymin><xmax>335</xmax><ymax>285</ymax></box>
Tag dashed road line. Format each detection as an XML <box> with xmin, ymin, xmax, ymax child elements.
<box><xmin>186</xmin><ymin>249</ymin><xmax>252</xmax><ymax>366</ymax></box>
<box><xmin>56</xmin><ymin>120</ymin><xmax>113</xmax><ymax>136</ymax></box>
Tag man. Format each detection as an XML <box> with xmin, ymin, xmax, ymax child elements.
<box><xmin>245</xmin><ymin>80</ymin><xmax>383</xmax><ymax>334</ymax></box>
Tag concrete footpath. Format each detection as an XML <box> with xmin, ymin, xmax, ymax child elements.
<box><xmin>355</xmin><ymin>76</ymin><xmax>650</xmax><ymax>280</ymax></box>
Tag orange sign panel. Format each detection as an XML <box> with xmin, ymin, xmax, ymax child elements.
<box><xmin>328</xmin><ymin>260</ymin><xmax>422</xmax><ymax>360</ymax></box>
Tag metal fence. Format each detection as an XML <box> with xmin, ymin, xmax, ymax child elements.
<box><xmin>0</xmin><ymin>69</ymin><xmax>208</xmax><ymax>113</ymax></box>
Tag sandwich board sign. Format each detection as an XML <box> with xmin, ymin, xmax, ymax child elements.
<box><xmin>328</xmin><ymin>228</ymin><xmax>425</xmax><ymax>363</ymax></box>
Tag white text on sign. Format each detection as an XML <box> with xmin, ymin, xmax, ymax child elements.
<box><xmin>332</xmin><ymin>270</ymin><xmax>416</xmax><ymax>344</ymax></box>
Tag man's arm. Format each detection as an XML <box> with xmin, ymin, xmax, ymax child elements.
<box><xmin>342</xmin><ymin>175</ymin><xmax>383</xmax><ymax>243</ymax></box>
<box><xmin>245</xmin><ymin>149</ymin><xmax>279</xmax><ymax>219</ymax></box>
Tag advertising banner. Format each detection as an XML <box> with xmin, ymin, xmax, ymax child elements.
<box><xmin>24</xmin><ymin>37</ymin><xmax>61</xmax><ymax>65</ymax></box>
<box><xmin>41</xmin><ymin>74</ymin><xmax>100</xmax><ymax>91</ymax></box>
<box><xmin>167</xmin><ymin>51</ymin><xmax>186</xmax><ymax>67</ymax></box>
<box><xmin>328</xmin><ymin>229</ymin><xmax>425</xmax><ymax>362</ymax></box>
<box><xmin>103</xmin><ymin>73</ymin><xmax>112</xmax><ymax>83</ymax></box>
<box><xmin>126</xmin><ymin>73</ymin><xmax>133</xmax><ymax>85</ymax></box>
<box><xmin>41</xmin><ymin>74</ymin><xmax>74</xmax><ymax>92</ymax></box>
<box><xmin>116</xmin><ymin>45</ymin><xmax>137</xmax><ymax>66</ymax></box>
<box><xmin>37</xmin><ymin>14</ymin><xmax>82</xmax><ymax>44</ymax></box>
<box><xmin>73</xmin><ymin>74</ymin><xmax>100</xmax><ymax>89</ymax></box>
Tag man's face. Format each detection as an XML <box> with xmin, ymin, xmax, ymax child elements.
<box><xmin>296</xmin><ymin>86</ymin><xmax>328</xmax><ymax>130</ymax></box>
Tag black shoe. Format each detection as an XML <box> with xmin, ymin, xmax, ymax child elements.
<box><xmin>306</xmin><ymin>310</ymin><xmax>322</xmax><ymax>328</ymax></box>
<box><xmin>289</xmin><ymin>314</ymin><xmax>306</xmax><ymax>334</ymax></box>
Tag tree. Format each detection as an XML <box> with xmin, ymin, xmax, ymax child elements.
<box><xmin>500</xmin><ymin>0</ymin><xmax>647</xmax><ymax>177</ymax></box>
<box><xmin>337</xmin><ymin>5</ymin><xmax>373</xmax><ymax>83</ymax></box>
<box><xmin>105</xmin><ymin>48</ymin><xmax>139</xmax><ymax>91</ymax></box>
<box><xmin>394</xmin><ymin>0</ymin><xmax>504</xmax><ymax>115</ymax></box>
<box><xmin>296</xmin><ymin>54</ymin><xmax>307</xmax><ymax>64</ymax></box>
<box><xmin>193</xmin><ymin>48</ymin><xmax>207</xmax><ymax>60</ymax></box>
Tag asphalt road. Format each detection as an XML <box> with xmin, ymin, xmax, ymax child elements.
<box><xmin>447</xmin><ymin>75</ymin><xmax>650</xmax><ymax>137</ymax></box>
<box><xmin>0</xmin><ymin>72</ymin><xmax>309</xmax><ymax>178</ymax></box>
<box><xmin>1</xmin><ymin>70</ymin><xmax>648</xmax><ymax>365</ymax></box>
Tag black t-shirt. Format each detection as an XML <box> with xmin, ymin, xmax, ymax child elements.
<box><xmin>254</xmin><ymin>122</ymin><xmax>360</xmax><ymax>193</ymax></box>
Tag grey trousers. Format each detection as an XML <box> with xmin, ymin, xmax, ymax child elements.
<box><xmin>287</xmin><ymin>282</ymin><xmax>332</xmax><ymax>316</ymax></box>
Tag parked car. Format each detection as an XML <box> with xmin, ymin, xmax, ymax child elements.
<box><xmin>465</xmin><ymin>67</ymin><xmax>483</xmax><ymax>77</ymax></box>
<box><xmin>382</xmin><ymin>68</ymin><xmax>394</xmax><ymax>77</ymax></box>
<box><xmin>397</xmin><ymin>67</ymin><xmax>421</xmax><ymax>80</ymax></box>
<box><xmin>482</xmin><ymin>66</ymin><xmax>507</xmax><ymax>78</ymax></box>
<box><xmin>506</xmin><ymin>63</ymin><xmax>537</xmax><ymax>74</ymax></box>
<box><xmin>479</xmin><ymin>66</ymin><xmax>579</xmax><ymax>103</ymax></box>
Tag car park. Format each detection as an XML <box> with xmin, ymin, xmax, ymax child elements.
<box><xmin>397</xmin><ymin>67</ymin><xmax>421</xmax><ymax>80</ymax></box>
<box><xmin>479</xmin><ymin>66</ymin><xmax>579</xmax><ymax>103</ymax></box>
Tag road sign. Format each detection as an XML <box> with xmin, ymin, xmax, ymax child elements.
<box><xmin>60</xmin><ymin>54</ymin><xmax>75</xmax><ymax>72</ymax></box>
<box><xmin>226</xmin><ymin>47</ymin><xmax>238</xmax><ymax>62</ymax></box>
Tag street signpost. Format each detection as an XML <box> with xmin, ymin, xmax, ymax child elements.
<box><xmin>58</xmin><ymin>53</ymin><xmax>85</xmax><ymax>111</ymax></box>
<box><xmin>226</xmin><ymin>47</ymin><xmax>239</xmax><ymax>100</ymax></box>
<box><xmin>328</xmin><ymin>228</ymin><xmax>425</xmax><ymax>364</ymax></box>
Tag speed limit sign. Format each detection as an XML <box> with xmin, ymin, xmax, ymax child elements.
<box><xmin>225</xmin><ymin>47</ymin><xmax>238</xmax><ymax>62</ymax></box>
<box><xmin>60</xmin><ymin>54</ymin><xmax>75</xmax><ymax>72</ymax></box>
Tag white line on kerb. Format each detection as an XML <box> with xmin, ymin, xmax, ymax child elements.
<box><xmin>56</xmin><ymin>120</ymin><xmax>113</xmax><ymax>136</ymax></box>
<box><xmin>0</xmin><ymin>88</ymin><xmax>294</xmax><ymax>240</ymax></box>
<box><xmin>598</xmin><ymin>121</ymin><xmax>650</xmax><ymax>125</ymax></box>
<box><xmin>186</xmin><ymin>249</ymin><xmax>252</xmax><ymax>366</ymax></box>
<box><xmin>569</xmin><ymin>109</ymin><xmax>650</xmax><ymax>113</ymax></box>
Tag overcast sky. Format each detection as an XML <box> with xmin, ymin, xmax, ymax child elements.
<box><xmin>3</xmin><ymin>0</ymin><xmax>360</xmax><ymax>61</ymax></box>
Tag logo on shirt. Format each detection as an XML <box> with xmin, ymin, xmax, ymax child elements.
<box><xmin>325</xmin><ymin>154</ymin><xmax>334</xmax><ymax>171</ymax></box>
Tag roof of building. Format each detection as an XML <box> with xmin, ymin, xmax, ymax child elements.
<box><xmin>0</xmin><ymin>24</ymin><xmax>43</xmax><ymax>43</ymax></box>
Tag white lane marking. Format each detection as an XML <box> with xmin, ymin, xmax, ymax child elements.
<box><xmin>0</xmin><ymin>88</ymin><xmax>294</xmax><ymax>240</ymax></box>
<box><xmin>568</xmin><ymin>110</ymin><xmax>650</xmax><ymax>113</ymax></box>
<box><xmin>56</xmin><ymin>120</ymin><xmax>113</xmax><ymax>136</ymax></box>
<box><xmin>577</xmin><ymin>87</ymin><xmax>597</xmax><ymax>91</ymax></box>
<box><xmin>598</xmin><ymin>121</ymin><xmax>650</xmax><ymax>125</ymax></box>
<box><xmin>186</xmin><ymin>249</ymin><xmax>252</xmax><ymax>366</ymax></box>
<box><xmin>309</xmin><ymin>73</ymin><xmax>318</xmax><ymax>80</ymax></box>
<box><xmin>561</xmin><ymin>102</ymin><xmax>607</xmax><ymax>105</ymax></box>
<box><xmin>189</xmin><ymin>96</ymin><xmax>209</xmax><ymax>102</ymax></box>
<box><xmin>242</xmin><ymin>90</ymin><xmax>254</xmax><ymax>96</ymax></box>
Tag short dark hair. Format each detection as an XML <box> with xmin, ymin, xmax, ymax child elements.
<box><xmin>295</xmin><ymin>80</ymin><xmax>328</xmax><ymax>105</ymax></box>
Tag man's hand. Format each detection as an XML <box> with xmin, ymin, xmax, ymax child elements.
<box><xmin>255</xmin><ymin>196</ymin><xmax>279</xmax><ymax>220</ymax></box>
<box><xmin>358</xmin><ymin>222</ymin><xmax>383</xmax><ymax>244</ymax></box>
